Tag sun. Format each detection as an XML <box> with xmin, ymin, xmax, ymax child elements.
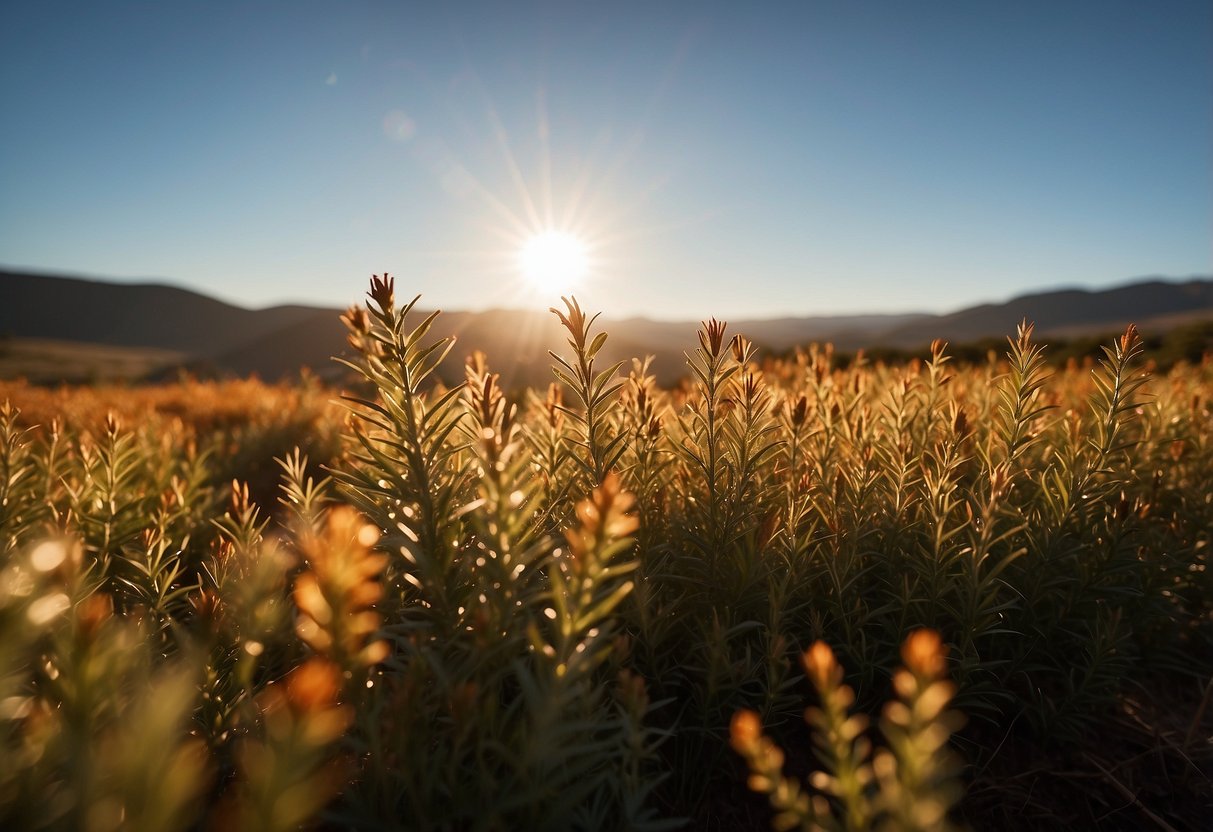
<box><xmin>519</xmin><ymin>230</ymin><xmax>588</xmax><ymax>293</ymax></box>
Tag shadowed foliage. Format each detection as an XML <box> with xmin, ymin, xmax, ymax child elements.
<box><xmin>0</xmin><ymin>275</ymin><xmax>1210</xmax><ymax>830</ymax></box>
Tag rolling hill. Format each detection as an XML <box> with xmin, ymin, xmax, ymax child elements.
<box><xmin>851</xmin><ymin>279</ymin><xmax>1213</xmax><ymax>349</ymax></box>
<box><xmin>2</xmin><ymin>269</ymin><xmax>1210</xmax><ymax>385</ymax></box>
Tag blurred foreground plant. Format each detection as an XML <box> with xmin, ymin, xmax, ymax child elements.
<box><xmin>732</xmin><ymin>630</ymin><xmax>965</xmax><ymax>832</ymax></box>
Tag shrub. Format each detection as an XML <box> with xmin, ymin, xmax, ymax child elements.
<box><xmin>0</xmin><ymin>276</ymin><xmax>1209</xmax><ymax>830</ymax></box>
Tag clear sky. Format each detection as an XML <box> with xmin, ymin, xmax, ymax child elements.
<box><xmin>1</xmin><ymin>1</ymin><xmax>1210</xmax><ymax>319</ymax></box>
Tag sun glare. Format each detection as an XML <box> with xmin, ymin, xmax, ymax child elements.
<box><xmin>519</xmin><ymin>231</ymin><xmax>588</xmax><ymax>293</ymax></box>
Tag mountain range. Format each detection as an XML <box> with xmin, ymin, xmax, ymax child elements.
<box><xmin>2</xmin><ymin>270</ymin><xmax>1211</xmax><ymax>385</ymax></box>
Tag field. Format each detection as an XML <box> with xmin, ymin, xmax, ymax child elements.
<box><xmin>1</xmin><ymin>276</ymin><xmax>1210</xmax><ymax>830</ymax></box>
<box><xmin>0</xmin><ymin>337</ymin><xmax>186</xmax><ymax>384</ymax></box>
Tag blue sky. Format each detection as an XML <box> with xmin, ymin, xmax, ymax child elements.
<box><xmin>1</xmin><ymin>1</ymin><xmax>1209</xmax><ymax>318</ymax></box>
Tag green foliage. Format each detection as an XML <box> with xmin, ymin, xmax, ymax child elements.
<box><xmin>0</xmin><ymin>277</ymin><xmax>1209</xmax><ymax>829</ymax></box>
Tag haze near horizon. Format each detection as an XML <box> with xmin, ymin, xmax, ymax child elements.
<box><xmin>1</xmin><ymin>1</ymin><xmax>1210</xmax><ymax>318</ymax></box>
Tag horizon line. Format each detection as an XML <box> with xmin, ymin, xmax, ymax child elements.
<box><xmin>3</xmin><ymin>263</ymin><xmax>1211</xmax><ymax>325</ymax></box>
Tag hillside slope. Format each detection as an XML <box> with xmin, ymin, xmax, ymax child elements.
<box><xmin>3</xmin><ymin>269</ymin><xmax>1210</xmax><ymax>383</ymax></box>
<box><xmin>0</xmin><ymin>271</ymin><xmax>323</xmax><ymax>355</ymax></box>
<box><xmin>860</xmin><ymin>278</ymin><xmax>1213</xmax><ymax>348</ymax></box>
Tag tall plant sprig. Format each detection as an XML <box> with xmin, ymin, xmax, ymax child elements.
<box><xmin>513</xmin><ymin>473</ymin><xmax>644</xmax><ymax>828</ymax></box>
<box><xmin>1036</xmin><ymin>324</ymin><xmax>1150</xmax><ymax>534</ymax></box>
<box><xmin>548</xmin><ymin>296</ymin><xmax>629</xmax><ymax>489</ymax></box>
<box><xmin>991</xmin><ymin>321</ymin><xmax>1053</xmax><ymax>473</ymax></box>
<box><xmin>332</xmin><ymin>276</ymin><xmax>469</xmax><ymax>626</ymax></box>
<box><xmin>538</xmin><ymin>472</ymin><xmax>640</xmax><ymax>674</ymax></box>
<box><xmin>1086</xmin><ymin>324</ymin><xmax>1150</xmax><ymax>485</ymax></box>
<box><xmin>276</xmin><ymin>447</ymin><xmax>333</xmax><ymax>529</ymax></box>
<box><xmin>64</xmin><ymin>414</ymin><xmax>155</xmax><ymax>584</ymax></box>
<box><xmin>731</xmin><ymin>630</ymin><xmax>966</xmax><ymax>832</ymax></box>
<box><xmin>873</xmin><ymin>631</ymin><xmax>966</xmax><ymax>832</ymax></box>
<box><xmin>947</xmin><ymin>325</ymin><xmax>1050</xmax><ymax>699</ymax></box>
<box><xmin>521</xmin><ymin>382</ymin><xmax>575</xmax><ymax>530</ymax></box>
<box><xmin>715</xmin><ymin>336</ymin><xmax>785</xmax><ymax>623</ymax></box>
<box><xmin>1009</xmin><ymin>326</ymin><xmax>1152</xmax><ymax>737</ymax></box>
<box><xmin>677</xmin><ymin>319</ymin><xmax>738</xmax><ymax>559</ymax></box>
<box><xmin>458</xmin><ymin>352</ymin><xmax>550</xmax><ymax>640</ymax></box>
<box><xmin>873</xmin><ymin>372</ymin><xmax>923</xmax><ymax>530</ymax></box>
<box><xmin>776</xmin><ymin>391</ymin><xmax>819</xmax><ymax>569</ymax></box>
<box><xmin>199</xmin><ymin>483</ymin><xmax>290</xmax><ymax>749</ymax></box>
<box><xmin>911</xmin><ymin>339</ymin><xmax>954</xmax><ymax>458</ymax></box>
<box><xmin>910</xmin><ymin>399</ymin><xmax>972</xmax><ymax>640</ymax></box>
<box><xmin>722</xmin><ymin>336</ymin><xmax>784</xmax><ymax>538</ymax></box>
<box><xmin>804</xmin><ymin>344</ymin><xmax>841</xmax><ymax>491</ymax></box>
<box><xmin>619</xmin><ymin>357</ymin><xmax>670</xmax><ymax>533</ymax></box>
<box><xmin>0</xmin><ymin>403</ymin><xmax>41</xmax><ymax>552</ymax></box>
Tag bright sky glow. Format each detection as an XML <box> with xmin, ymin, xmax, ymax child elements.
<box><xmin>0</xmin><ymin>1</ymin><xmax>1209</xmax><ymax>319</ymax></box>
<box><xmin>520</xmin><ymin>231</ymin><xmax>589</xmax><ymax>296</ymax></box>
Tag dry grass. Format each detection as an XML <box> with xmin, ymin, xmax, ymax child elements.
<box><xmin>0</xmin><ymin>337</ymin><xmax>185</xmax><ymax>384</ymax></box>
<box><xmin>0</xmin><ymin>276</ymin><xmax>1210</xmax><ymax>830</ymax></box>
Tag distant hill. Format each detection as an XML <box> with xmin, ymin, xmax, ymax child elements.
<box><xmin>0</xmin><ymin>271</ymin><xmax>321</xmax><ymax>355</ymax></box>
<box><xmin>856</xmin><ymin>278</ymin><xmax>1213</xmax><ymax>349</ymax></box>
<box><xmin>2</xmin><ymin>269</ymin><xmax>1210</xmax><ymax>385</ymax></box>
